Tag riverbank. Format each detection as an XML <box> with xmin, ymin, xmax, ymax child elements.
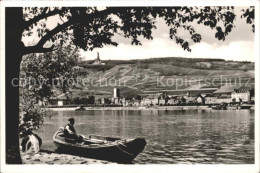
<box><xmin>21</xmin><ymin>150</ymin><xmax>114</xmax><ymax>164</ymax></box>
<box><xmin>48</xmin><ymin>106</ymin><xmax>212</xmax><ymax>111</ymax></box>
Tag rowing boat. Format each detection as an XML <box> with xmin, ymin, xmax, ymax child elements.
<box><xmin>53</xmin><ymin>127</ymin><xmax>146</xmax><ymax>163</ymax></box>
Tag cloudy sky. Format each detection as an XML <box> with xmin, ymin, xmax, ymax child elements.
<box><xmin>22</xmin><ymin>7</ymin><xmax>255</xmax><ymax>62</ymax></box>
<box><xmin>80</xmin><ymin>7</ymin><xmax>254</xmax><ymax>62</ymax></box>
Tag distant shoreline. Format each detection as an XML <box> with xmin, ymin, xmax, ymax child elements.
<box><xmin>48</xmin><ymin>106</ymin><xmax>213</xmax><ymax>111</ymax></box>
<box><xmin>47</xmin><ymin>105</ymin><xmax>255</xmax><ymax>111</ymax></box>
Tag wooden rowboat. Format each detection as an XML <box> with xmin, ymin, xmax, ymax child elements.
<box><xmin>53</xmin><ymin>127</ymin><xmax>146</xmax><ymax>163</ymax></box>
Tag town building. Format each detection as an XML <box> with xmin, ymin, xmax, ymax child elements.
<box><xmin>113</xmin><ymin>88</ymin><xmax>120</xmax><ymax>98</ymax></box>
<box><xmin>159</xmin><ymin>98</ymin><xmax>166</xmax><ymax>105</ymax></box>
<box><xmin>231</xmin><ymin>87</ymin><xmax>252</xmax><ymax>102</ymax></box>
<box><xmin>114</xmin><ymin>97</ymin><xmax>119</xmax><ymax>104</ymax></box>
<box><xmin>251</xmin><ymin>96</ymin><xmax>255</xmax><ymax>102</ymax></box>
<box><xmin>166</xmin><ymin>97</ymin><xmax>175</xmax><ymax>105</ymax></box>
<box><xmin>212</xmin><ymin>85</ymin><xmax>254</xmax><ymax>104</ymax></box>
<box><xmin>133</xmin><ymin>100</ymin><xmax>141</xmax><ymax>107</ymax></box>
<box><xmin>161</xmin><ymin>87</ymin><xmax>218</xmax><ymax>96</ymax></box>
<box><xmin>216</xmin><ymin>96</ymin><xmax>232</xmax><ymax>104</ymax></box>
<box><xmin>196</xmin><ymin>94</ymin><xmax>205</xmax><ymax>105</ymax></box>
<box><xmin>48</xmin><ymin>93</ymin><xmax>71</xmax><ymax>106</ymax></box>
<box><xmin>122</xmin><ymin>97</ymin><xmax>129</xmax><ymax>107</ymax></box>
<box><xmin>204</xmin><ymin>94</ymin><xmax>217</xmax><ymax>104</ymax></box>
<box><xmin>38</xmin><ymin>98</ymin><xmax>48</xmax><ymax>106</ymax></box>
<box><xmin>213</xmin><ymin>85</ymin><xmax>240</xmax><ymax>104</ymax></box>
<box><xmin>171</xmin><ymin>96</ymin><xmax>186</xmax><ymax>104</ymax></box>
<box><xmin>184</xmin><ymin>93</ymin><xmax>198</xmax><ymax>104</ymax></box>
<box><xmin>141</xmin><ymin>95</ymin><xmax>159</xmax><ymax>106</ymax></box>
<box><xmin>101</xmin><ymin>98</ymin><xmax>105</xmax><ymax>104</ymax></box>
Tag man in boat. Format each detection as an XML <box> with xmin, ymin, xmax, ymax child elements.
<box><xmin>64</xmin><ymin>118</ymin><xmax>83</xmax><ymax>142</ymax></box>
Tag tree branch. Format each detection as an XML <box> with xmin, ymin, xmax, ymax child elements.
<box><xmin>22</xmin><ymin>44</ymin><xmax>55</xmax><ymax>55</ymax></box>
<box><xmin>42</xmin><ymin>7</ymin><xmax>48</xmax><ymax>14</ymax></box>
<box><xmin>37</xmin><ymin>21</ymin><xmax>73</xmax><ymax>47</ymax></box>
<box><xmin>24</xmin><ymin>7</ymin><xmax>116</xmax><ymax>55</ymax></box>
<box><xmin>23</xmin><ymin>8</ymin><xmax>65</xmax><ymax>30</ymax></box>
<box><xmin>36</xmin><ymin>8</ymin><xmax>115</xmax><ymax>48</ymax></box>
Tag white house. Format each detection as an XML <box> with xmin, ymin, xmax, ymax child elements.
<box><xmin>231</xmin><ymin>88</ymin><xmax>251</xmax><ymax>102</ymax></box>
<box><xmin>204</xmin><ymin>94</ymin><xmax>217</xmax><ymax>104</ymax></box>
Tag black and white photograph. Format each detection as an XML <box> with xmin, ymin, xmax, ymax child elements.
<box><xmin>0</xmin><ymin>1</ymin><xmax>259</xmax><ymax>173</ymax></box>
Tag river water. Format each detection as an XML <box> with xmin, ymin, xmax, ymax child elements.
<box><xmin>36</xmin><ymin>109</ymin><xmax>254</xmax><ymax>164</ymax></box>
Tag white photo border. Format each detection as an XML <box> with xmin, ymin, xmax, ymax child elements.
<box><xmin>0</xmin><ymin>1</ymin><xmax>259</xmax><ymax>173</ymax></box>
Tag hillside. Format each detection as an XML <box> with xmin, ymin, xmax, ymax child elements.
<box><xmin>73</xmin><ymin>57</ymin><xmax>255</xmax><ymax>97</ymax></box>
<box><xmin>82</xmin><ymin>57</ymin><xmax>254</xmax><ymax>71</ymax></box>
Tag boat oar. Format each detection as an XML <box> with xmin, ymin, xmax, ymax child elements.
<box><xmin>116</xmin><ymin>141</ymin><xmax>127</xmax><ymax>147</ymax></box>
<box><xmin>116</xmin><ymin>142</ymin><xmax>134</xmax><ymax>156</ymax></box>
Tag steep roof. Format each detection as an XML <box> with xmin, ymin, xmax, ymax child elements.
<box><xmin>234</xmin><ymin>86</ymin><xmax>253</xmax><ymax>93</ymax></box>
<box><xmin>120</xmin><ymin>87</ymin><xmax>140</xmax><ymax>98</ymax></box>
<box><xmin>57</xmin><ymin>93</ymin><xmax>68</xmax><ymax>100</ymax></box>
<box><xmin>217</xmin><ymin>95</ymin><xmax>232</xmax><ymax>99</ymax></box>
<box><xmin>213</xmin><ymin>85</ymin><xmax>240</xmax><ymax>94</ymax></box>
<box><xmin>163</xmin><ymin>88</ymin><xmax>217</xmax><ymax>95</ymax></box>
<box><xmin>204</xmin><ymin>93</ymin><xmax>216</xmax><ymax>97</ymax></box>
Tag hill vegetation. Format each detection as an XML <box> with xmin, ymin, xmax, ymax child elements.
<box><xmin>73</xmin><ymin>57</ymin><xmax>254</xmax><ymax>97</ymax></box>
<box><xmin>79</xmin><ymin>57</ymin><xmax>254</xmax><ymax>72</ymax></box>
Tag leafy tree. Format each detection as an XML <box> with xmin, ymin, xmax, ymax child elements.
<box><xmin>20</xmin><ymin>44</ymin><xmax>81</xmax><ymax>100</ymax></box>
<box><xmin>5</xmin><ymin>6</ymin><xmax>254</xmax><ymax>163</ymax></box>
<box><xmin>19</xmin><ymin>45</ymin><xmax>81</xmax><ymax>138</ymax></box>
<box><xmin>88</xmin><ymin>96</ymin><xmax>95</xmax><ymax>104</ymax></box>
<box><xmin>18</xmin><ymin>96</ymin><xmax>52</xmax><ymax>138</ymax></box>
<box><xmin>73</xmin><ymin>97</ymin><xmax>81</xmax><ymax>105</ymax></box>
<box><xmin>135</xmin><ymin>95</ymin><xmax>143</xmax><ymax>101</ymax></box>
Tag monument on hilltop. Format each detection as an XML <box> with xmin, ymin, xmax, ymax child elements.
<box><xmin>92</xmin><ymin>52</ymin><xmax>105</xmax><ymax>65</ymax></box>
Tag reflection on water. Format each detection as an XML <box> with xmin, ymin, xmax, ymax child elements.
<box><xmin>36</xmin><ymin>109</ymin><xmax>254</xmax><ymax>164</ymax></box>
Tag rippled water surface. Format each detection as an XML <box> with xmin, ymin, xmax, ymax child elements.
<box><xmin>37</xmin><ymin>109</ymin><xmax>254</xmax><ymax>164</ymax></box>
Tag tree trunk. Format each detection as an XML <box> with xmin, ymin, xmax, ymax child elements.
<box><xmin>6</xmin><ymin>7</ymin><xmax>24</xmax><ymax>164</ymax></box>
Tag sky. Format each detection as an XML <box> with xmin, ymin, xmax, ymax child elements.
<box><xmin>79</xmin><ymin>7</ymin><xmax>255</xmax><ymax>62</ymax></box>
<box><xmin>22</xmin><ymin>7</ymin><xmax>255</xmax><ymax>62</ymax></box>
